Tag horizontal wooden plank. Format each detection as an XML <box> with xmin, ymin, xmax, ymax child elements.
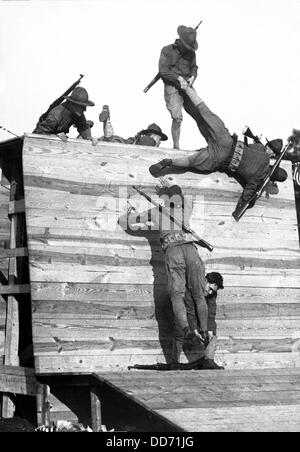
<box><xmin>0</xmin><ymin>284</ymin><xmax>31</xmax><ymax>295</ymax></box>
<box><xmin>30</xmin><ymin>282</ymin><xmax>300</xmax><ymax>305</ymax></box>
<box><xmin>31</xmin><ymin>300</ymin><xmax>300</xmax><ymax>320</ymax></box>
<box><xmin>32</xmin><ymin>336</ymin><xmax>300</xmax><ymax>355</ymax></box>
<box><xmin>34</xmin><ymin>352</ymin><xmax>300</xmax><ymax>374</ymax></box>
<box><xmin>27</xmin><ymin>241</ymin><xmax>300</xmax><ymax>271</ymax></box>
<box><xmin>28</xmin><ymin>262</ymin><xmax>300</xmax><ymax>287</ymax></box>
<box><xmin>0</xmin><ymin>247</ymin><xmax>28</xmax><ymax>258</ymax></box>
<box><xmin>32</xmin><ymin>317</ymin><xmax>300</xmax><ymax>339</ymax></box>
<box><xmin>24</xmin><ymin>207</ymin><xmax>298</xmax><ymax>241</ymax></box>
<box><xmin>24</xmin><ymin>187</ymin><xmax>298</xmax><ymax>224</ymax></box>
<box><xmin>26</xmin><ymin>224</ymin><xmax>300</xmax><ymax>249</ymax></box>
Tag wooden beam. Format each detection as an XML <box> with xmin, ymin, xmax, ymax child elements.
<box><xmin>0</xmin><ymin>248</ymin><xmax>28</xmax><ymax>258</ymax></box>
<box><xmin>36</xmin><ymin>384</ymin><xmax>51</xmax><ymax>427</ymax></box>
<box><xmin>8</xmin><ymin>199</ymin><xmax>25</xmax><ymax>215</ymax></box>
<box><xmin>0</xmin><ymin>284</ymin><xmax>31</xmax><ymax>295</ymax></box>
<box><xmin>90</xmin><ymin>387</ymin><xmax>102</xmax><ymax>432</ymax></box>
<box><xmin>2</xmin><ymin>169</ymin><xmax>20</xmax><ymax>418</ymax></box>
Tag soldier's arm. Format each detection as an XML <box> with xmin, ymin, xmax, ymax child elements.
<box><xmin>76</xmin><ymin>114</ymin><xmax>92</xmax><ymax>140</ymax></box>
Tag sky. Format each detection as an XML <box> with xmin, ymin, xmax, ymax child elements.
<box><xmin>0</xmin><ymin>0</ymin><xmax>299</xmax><ymax>150</ymax></box>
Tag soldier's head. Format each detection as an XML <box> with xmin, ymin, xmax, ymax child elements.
<box><xmin>177</xmin><ymin>25</ymin><xmax>198</xmax><ymax>51</ymax></box>
<box><xmin>138</xmin><ymin>123</ymin><xmax>168</xmax><ymax>148</ymax></box>
<box><xmin>205</xmin><ymin>272</ymin><xmax>224</xmax><ymax>298</ymax></box>
<box><xmin>64</xmin><ymin>87</ymin><xmax>95</xmax><ymax>116</ymax></box>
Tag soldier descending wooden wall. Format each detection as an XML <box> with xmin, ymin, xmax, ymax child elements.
<box><xmin>19</xmin><ymin>134</ymin><xmax>300</xmax><ymax>374</ymax></box>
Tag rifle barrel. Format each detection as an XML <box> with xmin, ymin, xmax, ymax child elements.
<box><xmin>132</xmin><ymin>185</ymin><xmax>213</xmax><ymax>252</ymax></box>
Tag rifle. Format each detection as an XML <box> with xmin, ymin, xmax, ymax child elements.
<box><xmin>128</xmin><ymin>357</ymin><xmax>206</xmax><ymax>371</ymax></box>
<box><xmin>38</xmin><ymin>74</ymin><xmax>84</xmax><ymax>122</ymax></box>
<box><xmin>132</xmin><ymin>185</ymin><xmax>214</xmax><ymax>252</ymax></box>
<box><xmin>232</xmin><ymin>141</ymin><xmax>293</xmax><ymax>221</ymax></box>
<box><xmin>242</xmin><ymin>125</ymin><xmax>262</xmax><ymax>144</ymax></box>
<box><xmin>143</xmin><ymin>20</ymin><xmax>203</xmax><ymax>94</ymax></box>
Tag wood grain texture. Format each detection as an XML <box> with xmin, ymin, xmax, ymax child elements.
<box><xmin>95</xmin><ymin>369</ymin><xmax>300</xmax><ymax>432</ymax></box>
<box><xmin>22</xmin><ymin>135</ymin><xmax>300</xmax><ymax>374</ymax></box>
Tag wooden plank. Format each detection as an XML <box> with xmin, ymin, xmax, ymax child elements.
<box><xmin>31</xmin><ymin>300</ymin><xmax>300</xmax><ymax>320</ymax></box>
<box><xmin>0</xmin><ymin>284</ymin><xmax>31</xmax><ymax>295</ymax></box>
<box><xmin>28</xmin><ymin>265</ymin><xmax>300</xmax><ymax>288</ymax></box>
<box><xmin>34</xmin><ymin>352</ymin><xmax>300</xmax><ymax>374</ymax></box>
<box><xmin>31</xmin><ymin>336</ymin><xmax>300</xmax><ymax>356</ymax></box>
<box><xmin>90</xmin><ymin>388</ymin><xmax>102</xmax><ymax>432</ymax></box>
<box><xmin>8</xmin><ymin>199</ymin><xmax>25</xmax><ymax>215</ymax></box>
<box><xmin>30</xmin><ymin>282</ymin><xmax>300</xmax><ymax>305</ymax></box>
<box><xmin>0</xmin><ymin>248</ymin><xmax>28</xmax><ymax>258</ymax></box>
<box><xmin>157</xmin><ymin>405</ymin><xmax>300</xmax><ymax>432</ymax></box>
<box><xmin>2</xmin><ymin>171</ymin><xmax>20</xmax><ymax>417</ymax></box>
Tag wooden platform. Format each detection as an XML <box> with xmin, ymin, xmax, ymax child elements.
<box><xmin>20</xmin><ymin>134</ymin><xmax>300</xmax><ymax>373</ymax></box>
<box><xmin>95</xmin><ymin>368</ymin><xmax>300</xmax><ymax>432</ymax></box>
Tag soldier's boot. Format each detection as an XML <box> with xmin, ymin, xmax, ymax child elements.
<box><xmin>149</xmin><ymin>158</ymin><xmax>172</xmax><ymax>177</ymax></box>
<box><xmin>99</xmin><ymin>105</ymin><xmax>110</xmax><ymax>122</ymax></box>
<box><xmin>201</xmin><ymin>358</ymin><xmax>224</xmax><ymax>370</ymax></box>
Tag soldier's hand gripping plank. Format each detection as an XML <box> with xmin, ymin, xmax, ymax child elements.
<box><xmin>149</xmin><ymin>76</ymin><xmax>288</xmax><ymax>220</ymax></box>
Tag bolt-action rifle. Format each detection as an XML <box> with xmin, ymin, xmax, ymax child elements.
<box><xmin>132</xmin><ymin>185</ymin><xmax>214</xmax><ymax>252</ymax></box>
<box><xmin>38</xmin><ymin>74</ymin><xmax>84</xmax><ymax>123</ymax></box>
<box><xmin>232</xmin><ymin>140</ymin><xmax>293</xmax><ymax>222</ymax></box>
<box><xmin>128</xmin><ymin>356</ymin><xmax>206</xmax><ymax>371</ymax></box>
<box><xmin>143</xmin><ymin>20</ymin><xmax>203</xmax><ymax>93</ymax></box>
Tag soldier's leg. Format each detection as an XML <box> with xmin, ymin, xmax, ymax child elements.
<box><xmin>164</xmin><ymin>85</ymin><xmax>184</xmax><ymax>149</ymax></box>
<box><xmin>165</xmin><ymin>245</ymin><xmax>189</xmax><ymax>331</ymax></box>
<box><xmin>184</xmin><ymin>244</ymin><xmax>208</xmax><ymax>332</ymax></box>
<box><xmin>99</xmin><ymin>105</ymin><xmax>114</xmax><ymax>138</ymax></box>
<box><xmin>182</xmin><ymin>86</ymin><xmax>232</xmax><ymax>149</ymax></box>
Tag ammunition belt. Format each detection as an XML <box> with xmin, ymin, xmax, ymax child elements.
<box><xmin>161</xmin><ymin>231</ymin><xmax>195</xmax><ymax>250</ymax></box>
<box><xmin>228</xmin><ymin>141</ymin><xmax>244</xmax><ymax>173</ymax></box>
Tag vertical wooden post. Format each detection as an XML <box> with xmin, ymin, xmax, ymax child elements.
<box><xmin>36</xmin><ymin>384</ymin><xmax>51</xmax><ymax>428</ymax></box>
<box><xmin>90</xmin><ymin>387</ymin><xmax>102</xmax><ymax>432</ymax></box>
<box><xmin>2</xmin><ymin>171</ymin><xmax>20</xmax><ymax>417</ymax></box>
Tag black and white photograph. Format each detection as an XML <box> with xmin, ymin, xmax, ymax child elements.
<box><xmin>0</xmin><ymin>0</ymin><xmax>299</xmax><ymax>435</ymax></box>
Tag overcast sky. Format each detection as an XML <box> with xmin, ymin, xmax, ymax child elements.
<box><xmin>0</xmin><ymin>0</ymin><xmax>299</xmax><ymax>150</ymax></box>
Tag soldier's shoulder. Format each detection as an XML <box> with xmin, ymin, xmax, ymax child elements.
<box><xmin>161</xmin><ymin>43</ymin><xmax>175</xmax><ymax>53</ymax></box>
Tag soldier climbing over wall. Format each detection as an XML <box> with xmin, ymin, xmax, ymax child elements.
<box><xmin>33</xmin><ymin>86</ymin><xmax>96</xmax><ymax>142</ymax></box>
<box><xmin>149</xmin><ymin>77</ymin><xmax>288</xmax><ymax>219</ymax></box>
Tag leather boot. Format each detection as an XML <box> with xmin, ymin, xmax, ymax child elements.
<box><xmin>149</xmin><ymin>158</ymin><xmax>172</xmax><ymax>177</ymax></box>
<box><xmin>99</xmin><ymin>105</ymin><xmax>110</xmax><ymax>122</ymax></box>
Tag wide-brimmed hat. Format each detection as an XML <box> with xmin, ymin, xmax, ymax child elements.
<box><xmin>177</xmin><ymin>25</ymin><xmax>198</xmax><ymax>51</ymax></box>
<box><xmin>139</xmin><ymin>123</ymin><xmax>168</xmax><ymax>141</ymax></box>
<box><xmin>63</xmin><ymin>87</ymin><xmax>95</xmax><ymax>107</ymax></box>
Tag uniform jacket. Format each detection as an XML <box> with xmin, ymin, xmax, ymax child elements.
<box><xmin>159</xmin><ymin>39</ymin><xmax>198</xmax><ymax>88</ymax></box>
<box><xmin>33</xmin><ymin>102</ymin><xmax>89</xmax><ymax>135</ymax></box>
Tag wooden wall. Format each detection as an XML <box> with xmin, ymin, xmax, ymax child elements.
<box><xmin>22</xmin><ymin>134</ymin><xmax>300</xmax><ymax>374</ymax></box>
